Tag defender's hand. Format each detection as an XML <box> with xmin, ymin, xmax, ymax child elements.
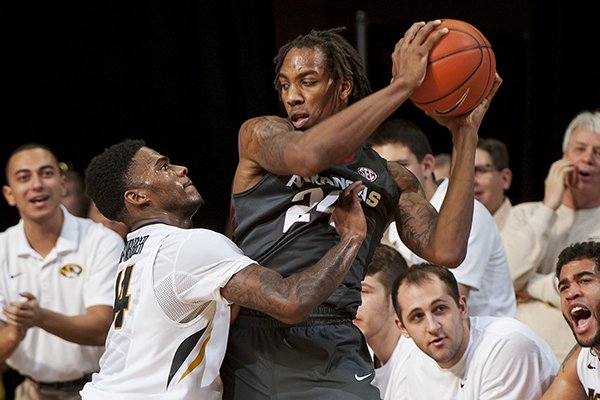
<box><xmin>333</xmin><ymin>181</ymin><xmax>367</xmax><ymax>242</ymax></box>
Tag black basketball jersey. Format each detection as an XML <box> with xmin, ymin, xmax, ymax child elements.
<box><xmin>231</xmin><ymin>145</ymin><xmax>399</xmax><ymax>315</ymax></box>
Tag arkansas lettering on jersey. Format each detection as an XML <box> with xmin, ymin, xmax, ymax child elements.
<box><xmin>231</xmin><ymin>145</ymin><xmax>399</xmax><ymax>315</ymax></box>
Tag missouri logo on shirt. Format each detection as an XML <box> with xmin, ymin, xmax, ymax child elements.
<box><xmin>59</xmin><ymin>264</ymin><xmax>83</xmax><ymax>278</ymax></box>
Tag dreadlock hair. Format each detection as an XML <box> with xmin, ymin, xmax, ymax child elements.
<box><xmin>273</xmin><ymin>27</ymin><xmax>372</xmax><ymax>104</ymax></box>
<box><xmin>84</xmin><ymin>139</ymin><xmax>145</xmax><ymax>222</ymax></box>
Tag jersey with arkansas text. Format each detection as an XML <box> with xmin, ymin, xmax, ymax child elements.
<box><xmin>231</xmin><ymin>145</ymin><xmax>399</xmax><ymax>315</ymax></box>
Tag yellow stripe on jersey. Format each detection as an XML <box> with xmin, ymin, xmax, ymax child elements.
<box><xmin>179</xmin><ymin>332</ymin><xmax>211</xmax><ymax>382</ymax></box>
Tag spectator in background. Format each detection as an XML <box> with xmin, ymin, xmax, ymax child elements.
<box><xmin>58</xmin><ymin>161</ymin><xmax>129</xmax><ymax>240</ymax></box>
<box><xmin>541</xmin><ymin>241</ymin><xmax>600</xmax><ymax>399</ymax></box>
<box><xmin>369</xmin><ymin>119</ymin><xmax>516</xmax><ymax>318</ymax></box>
<box><xmin>87</xmin><ymin>201</ymin><xmax>128</xmax><ymax>240</ymax></box>
<box><xmin>392</xmin><ymin>263</ymin><xmax>558</xmax><ymax>399</ymax></box>
<box><xmin>433</xmin><ymin>153</ymin><xmax>451</xmax><ymax>181</ymax></box>
<box><xmin>0</xmin><ymin>143</ymin><xmax>123</xmax><ymax>400</ymax></box>
<box><xmin>60</xmin><ymin>162</ymin><xmax>91</xmax><ymax>218</ymax></box>
<box><xmin>59</xmin><ymin>162</ymin><xmax>129</xmax><ymax>241</ymax></box>
<box><xmin>474</xmin><ymin>137</ymin><xmax>513</xmax><ymax>230</ymax></box>
<box><xmin>353</xmin><ymin>244</ymin><xmax>411</xmax><ymax>400</ymax></box>
<box><xmin>502</xmin><ymin>109</ymin><xmax>600</xmax><ymax>361</ymax></box>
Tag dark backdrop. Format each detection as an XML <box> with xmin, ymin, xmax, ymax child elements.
<box><xmin>3</xmin><ymin>1</ymin><xmax>278</xmax><ymax>233</ymax></box>
<box><xmin>3</xmin><ymin>0</ymin><xmax>598</xmax><ymax>234</ymax></box>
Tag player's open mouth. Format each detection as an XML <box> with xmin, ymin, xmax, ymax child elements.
<box><xmin>290</xmin><ymin>111</ymin><xmax>309</xmax><ymax>129</ymax></box>
<box><xmin>570</xmin><ymin>305</ymin><xmax>592</xmax><ymax>333</ymax></box>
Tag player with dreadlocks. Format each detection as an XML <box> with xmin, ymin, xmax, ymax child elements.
<box><xmin>221</xmin><ymin>22</ymin><xmax>502</xmax><ymax>399</ymax></box>
<box><xmin>272</xmin><ymin>27</ymin><xmax>373</xmax><ymax>103</ymax></box>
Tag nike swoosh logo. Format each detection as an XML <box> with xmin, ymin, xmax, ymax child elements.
<box><xmin>588</xmin><ymin>363</ymin><xmax>596</xmax><ymax>369</ymax></box>
<box><xmin>354</xmin><ymin>373</ymin><xmax>372</xmax><ymax>382</ymax></box>
<box><xmin>10</xmin><ymin>272</ymin><xmax>24</xmax><ymax>279</ymax></box>
<box><xmin>434</xmin><ymin>88</ymin><xmax>470</xmax><ymax>116</ymax></box>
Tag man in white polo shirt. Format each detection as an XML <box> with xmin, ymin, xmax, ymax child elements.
<box><xmin>0</xmin><ymin>143</ymin><xmax>124</xmax><ymax>400</ymax></box>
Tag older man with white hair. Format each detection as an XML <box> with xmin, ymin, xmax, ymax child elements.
<box><xmin>502</xmin><ymin>109</ymin><xmax>600</xmax><ymax>362</ymax></box>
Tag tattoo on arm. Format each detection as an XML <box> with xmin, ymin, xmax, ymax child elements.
<box><xmin>222</xmin><ymin>236</ymin><xmax>361</xmax><ymax>323</ymax></box>
<box><xmin>242</xmin><ymin>117</ymin><xmax>295</xmax><ymax>170</ymax></box>
<box><xmin>387</xmin><ymin>161</ymin><xmax>437</xmax><ymax>255</ymax></box>
<box><xmin>396</xmin><ymin>193</ymin><xmax>436</xmax><ymax>255</ymax></box>
<box><xmin>387</xmin><ymin>161</ymin><xmax>423</xmax><ymax>195</ymax></box>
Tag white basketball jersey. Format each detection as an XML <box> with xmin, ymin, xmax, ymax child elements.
<box><xmin>577</xmin><ymin>347</ymin><xmax>600</xmax><ymax>398</ymax></box>
<box><xmin>81</xmin><ymin>224</ymin><xmax>254</xmax><ymax>399</ymax></box>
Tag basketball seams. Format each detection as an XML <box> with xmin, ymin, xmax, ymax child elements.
<box><xmin>416</xmin><ymin>48</ymin><xmax>485</xmax><ymax>105</ymax></box>
<box><xmin>413</xmin><ymin>47</ymin><xmax>485</xmax><ymax>105</ymax></box>
<box><xmin>409</xmin><ymin>19</ymin><xmax>496</xmax><ymax>116</ymax></box>
<box><xmin>429</xmin><ymin>45</ymin><xmax>485</xmax><ymax>64</ymax></box>
<box><xmin>472</xmin><ymin>47</ymin><xmax>496</xmax><ymax>111</ymax></box>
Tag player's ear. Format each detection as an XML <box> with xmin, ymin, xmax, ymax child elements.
<box><xmin>338</xmin><ymin>79</ymin><xmax>353</xmax><ymax>102</ymax></box>
<box><xmin>124</xmin><ymin>189</ymin><xmax>149</xmax><ymax>207</ymax></box>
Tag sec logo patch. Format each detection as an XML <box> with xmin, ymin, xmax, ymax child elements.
<box><xmin>357</xmin><ymin>167</ymin><xmax>377</xmax><ymax>182</ymax></box>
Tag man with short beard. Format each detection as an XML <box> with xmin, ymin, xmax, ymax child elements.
<box><xmin>392</xmin><ymin>263</ymin><xmax>558</xmax><ymax>399</ymax></box>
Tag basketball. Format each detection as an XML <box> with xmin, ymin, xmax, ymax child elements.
<box><xmin>410</xmin><ymin>19</ymin><xmax>496</xmax><ymax>117</ymax></box>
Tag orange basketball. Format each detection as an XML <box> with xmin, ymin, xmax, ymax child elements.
<box><xmin>410</xmin><ymin>19</ymin><xmax>496</xmax><ymax>117</ymax></box>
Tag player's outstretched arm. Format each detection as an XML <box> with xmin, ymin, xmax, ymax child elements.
<box><xmin>221</xmin><ymin>182</ymin><xmax>366</xmax><ymax>324</ymax></box>
<box><xmin>394</xmin><ymin>74</ymin><xmax>502</xmax><ymax>267</ymax></box>
<box><xmin>540</xmin><ymin>345</ymin><xmax>587</xmax><ymax>400</ymax></box>
<box><xmin>233</xmin><ymin>21</ymin><xmax>447</xmax><ymax>193</ymax></box>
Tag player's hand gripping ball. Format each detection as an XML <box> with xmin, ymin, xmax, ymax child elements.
<box><xmin>410</xmin><ymin>19</ymin><xmax>496</xmax><ymax>117</ymax></box>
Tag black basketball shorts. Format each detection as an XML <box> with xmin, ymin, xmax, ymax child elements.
<box><xmin>221</xmin><ymin>305</ymin><xmax>380</xmax><ymax>400</ymax></box>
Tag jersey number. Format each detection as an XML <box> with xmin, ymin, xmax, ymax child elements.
<box><xmin>282</xmin><ymin>188</ymin><xmax>340</xmax><ymax>233</ymax></box>
<box><xmin>113</xmin><ymin>264</ymin><xmax>134</xmax><ymax>329</ymax></box>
